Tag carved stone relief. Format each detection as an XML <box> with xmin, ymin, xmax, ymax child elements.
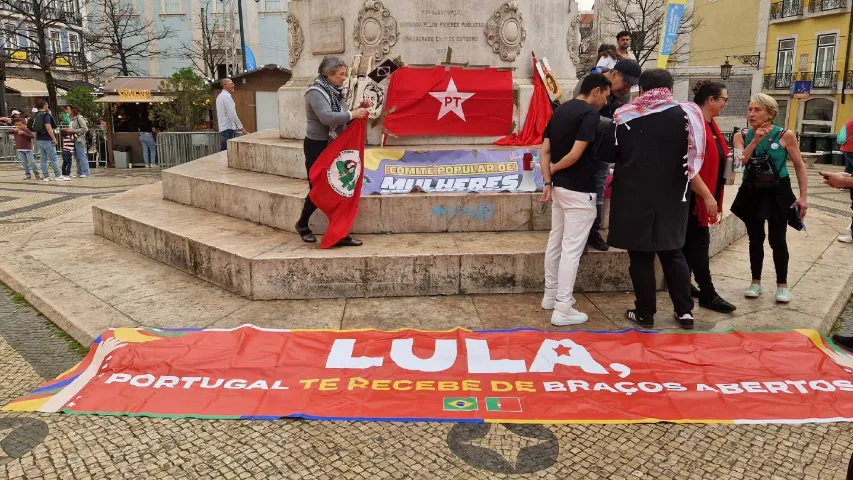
<box><xmin>567</xmin><ymin>14</ymin><xmax>580</xmax><ymax>69</ymax></box>
<box><xmin>484</xmin><ymin>1</ymin><xmax>526</xmax><ymax>62</ymax></box>
<box><xmin>353</xmin><ymin>1</ymin><xmax>398</xmax><ymax>62</ymax></box>
<box><xmin>288</xmin><ymin>14</ymin><xmax>305</xmax><ymax>67</ymax></box>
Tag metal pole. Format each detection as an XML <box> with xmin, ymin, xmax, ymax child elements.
<box><xmin>841</xmin><ymin>9</ymin><xmax>853</xmax><ymax>104</ymax></box>
<box><xmin>237</xmin><ymin>0</ymin><xmax>247</xmax><ymax>73</ymax></box>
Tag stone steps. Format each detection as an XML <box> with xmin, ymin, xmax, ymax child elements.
<box><xmin>93</xmin><ymin>182</ymin><xmax>648</xmax><ymax>301</ymax></box>
<box><xmin>164</xmin><ymin>152</ymin><xmax>548</xmax><ymax>234</ymax></box>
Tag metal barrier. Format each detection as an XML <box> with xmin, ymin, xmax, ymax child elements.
<box><xmin>0</xmin><ymin>125</ymin><xmax>109</xmax><ymax>167</ymax></box>
<box><xmin>157</xmin><ymin>131</ymin><xmax>221</xmax><ymax>169</ymax></box>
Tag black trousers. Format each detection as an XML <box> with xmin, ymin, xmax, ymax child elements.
<box><xmin>682</xmin><ymin>213</ymin><xmax>717</xmax><ymax>301</ymax></box>
<box><xmin>628</xmin><ymin>249</ymin><xmax>694</xmax><ymax>319</ymax></box>
<box><xmin>296</xmin><ymin>138</ymin><xmax>329</xmax><ymax>229</ymax></box>
<box><xmin>744</xmin><ymin>215</ymin><xmax>788</xmax><ymax>284</ymax></box>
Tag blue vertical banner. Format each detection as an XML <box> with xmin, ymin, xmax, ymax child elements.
<box><xmin>244</xmin><ymin>46</ymin><xmax>257</xmax><ymax>71</ymax></box>
<box><xmin>657</xmin><ymin>0</ymin><xmax>687</xmax><ymax>69</ymax></box>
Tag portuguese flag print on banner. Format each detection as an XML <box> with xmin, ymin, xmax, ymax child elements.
<box><xmin>309</xmin><ymin>118</ymin><xmax>367</xmax><ymax>248</ymax></box>
<box><xmin>7</xmin><ymin>327</ymin><xmax>853</xmax><ymax>424</ymax></box>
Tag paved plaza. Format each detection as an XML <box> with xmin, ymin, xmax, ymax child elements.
<box><xmin>0</xmin><ymin>162</ymin><xmax>853</xmax><ymax>479</ymax></box>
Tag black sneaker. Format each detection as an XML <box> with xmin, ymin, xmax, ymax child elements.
<box><xmin>690</xmin><ymin>285</ymin><xmax>701</xmax><ymax>298</ymax></box>
<box><xmin>699</xmin><ymin>295</ymin><xmax>737</xmax><ymax>314</ymax></box>
<box><xmin>832</xmin><ymin>335</ymin><xmax>853</xmax><ymax>351</ymax></box>
<box><xmin>674</xmin><ymin>312</ymin><xmax>695</xmax><ymax>330</ymax></box>
<box><xmin>626</xmin><ymin>309</ymin><xmax>654</xmax><ymax>328</ymax></box>
<box><xmin>587</xmin><ymin>233</ymin><xmax>609</xmax><ymax>251</ymax></box>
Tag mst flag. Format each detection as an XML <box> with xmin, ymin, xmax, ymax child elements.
<box><xmin>309</xmin><ymin>118</ymin><xmax>367</xmax><ymax>249</ymax></box>
<box><xmin>383</xmin><ymin>66</ymin><xmax>513</xmax><ymax>137</ymax></box>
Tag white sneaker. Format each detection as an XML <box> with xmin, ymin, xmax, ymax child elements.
<box><xmin>43</xmin><ymin>177</ymin><xmax>52</xmax><ymax>182</ymax></box>
<box><xmin>78</xmin><ymin>174</ymin><xmax>89</xmax><ymax>178</ymax></box>
<box><xmin>551</xmin><ymin>308</ymin><xmax>589</xmax><ymax>327</ymax></box>
<box><xmin>776</xmin><ymin>288</ymin><xmax>792</xmax><ymax>303</ymax></box>
<box><xmin>839</xmin><ymin>234</ymin><xmax>853</xmax><ymax>244</ymax></box>
<box><xmin>541</xmin><ymin>288</ymin><xmax>556</xmax><ymax>310</ymax></box>
<box><xmin>58</xmin><ymin>176</ymin><xmax>71</xmax><ymax>182</ymax></box>
<box><xmin>71</xmin><ymin>174</ymin><xmax>78</xmax><ymax>178</ymax></box>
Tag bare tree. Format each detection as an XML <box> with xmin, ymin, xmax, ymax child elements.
<box><xmin>603</xmin><ymin>0</ymin><xmax>702</xmax><ymax>67</ymax></box>
<box><xmin>0</xmin><ymin>0</ymin><xmax>86</xmax><ymax>111</ymax></box>
<box><xmin>180</xmin><ymin>3</ymin><xmax>226</xmax><ymax>79</ymax></box>
<box><xmin>86</xmin><ymin>0</ymin><xmax>172</xmax><ymax>76</ymax></box>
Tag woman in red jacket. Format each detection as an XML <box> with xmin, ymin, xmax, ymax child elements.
<box><xmin>683</xmin><ymin>81</ymin><xmax>736</xmax><ymax>313</ymax></box>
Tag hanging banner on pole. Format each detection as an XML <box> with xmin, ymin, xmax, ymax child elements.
<box><xmin>657</xmin><ymin>0</ymin><xmax>688</xmax><ymax>69</ymax></box>
<box><xmin>6</xmin><ymin>327</ymin><xmax>853</xmax><ymax>425</ymax></box>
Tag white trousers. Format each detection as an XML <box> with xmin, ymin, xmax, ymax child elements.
<box><xmin>544</xmin><ymin>187</ymin><xmax>598</xmax><ymax>313</ymax></box>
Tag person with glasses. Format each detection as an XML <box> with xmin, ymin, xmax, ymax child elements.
<box><xmin>683</xmin><ymin>81</ymin><xmax>736</xmax><ymax>313</ymax></box>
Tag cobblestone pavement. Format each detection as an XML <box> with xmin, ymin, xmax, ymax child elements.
<box><xmin>0</xmin><ymin>163</ymin><xmax>853</xmax><ymax>479</ymax></box>
<box><xmin>0</xmin><ymin>163</ymin><xmax>159</xmax><ymax>236</ymax></box>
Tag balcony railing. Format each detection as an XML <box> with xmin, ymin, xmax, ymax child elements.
<box><xmin>770</xmin><ymin>0</ymin><xmax>803</xmax><ymax>19</ymax></box>
<box><xmin>2</xmin><ymin>1</ymin><xmax>83</xmax><ymax>26</ymax></box>
<box><xmin>799</xmin><ymin>70</ymin><xmax>839</xmax><ymax>89</ymax></box>
<box><xmin>4</xmin><ymin>48</ymin><xmax>84</xmax><ymax>68</ymax></box>
<box><xmin>845</xmin><ymin>71</ymin><xmax>853</xmax><ymax>89</ymax></box>
<box><xmin>771</xmin><ymin>0</ymin><xmax>847</xmax><ymax>19</ymax></box>
<box><xmin>806</xmin><ymin>0</ymin><xmax>847</xmax><ymax>13</ymax></box>
<box><xmin>763</xmin><ymin>73</ymin><xmax>795</xmax><ymax>90</ymax></box>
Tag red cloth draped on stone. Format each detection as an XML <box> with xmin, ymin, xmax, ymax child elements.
<box><xmin>494</xmin><ymin>52</ymin><xmax>553</xmax><ymax>146</ymax></box>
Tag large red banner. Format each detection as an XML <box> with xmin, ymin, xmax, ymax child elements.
<box><xmin>383</xmin><ymin>66</ymin><xmax>513</xmax><ymax>137</ymax></box>
<box><xmin>7</xmin><ymin>327</ymin><xmax>853</xmax><ymax>424</ymax></box>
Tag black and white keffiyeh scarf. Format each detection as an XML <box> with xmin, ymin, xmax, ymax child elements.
<box><xmin>308</xmin><ymin>75</ymin><xmax>345</xmax><ymax>140</ymax></box>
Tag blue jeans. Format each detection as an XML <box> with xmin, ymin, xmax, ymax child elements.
<box><xmin>140</xmin><ymin>133</ymin><xmax>157</xmax><ymax>165</ymax></box>
<box><xmin>220</xmin><ymin>129</ymin><xmax>237</xmax><ymax>152</ymax></box>
<box><xmin>36</xmin><ymin>140</ymin><xmax>60</xmax><ymax>178</ymax></box>
<box><xmin>590</xmin><ymin>160</ymin><xmax>610</xmax><ymax>236</ymax></box>
<box><xmin>61</xmin><ymin>151</ymin><xmax>73</xmax><ymax>176</ymax></box>
<box><xmin>74</xmin><ymin>141</ymin><xmax>90</xmax><ymax>176</ymax></box>
<box><xmin>17</xmin><ymin>150</ymin><xmax>38</xmax><ymax>177</ymax></box>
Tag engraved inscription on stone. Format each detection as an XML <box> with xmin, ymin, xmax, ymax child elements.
<box><xmin>397</xmin><ymin>7</ymin><xmax>486</xmax><ymax>61</ymax></box>
<box><xmin>311</xmin><ymin>18</ymin><xmax>346</xmax><ymax>55</ymax></box>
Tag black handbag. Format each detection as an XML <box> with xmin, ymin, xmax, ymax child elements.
<box><xmin>745</xmin><ymin>128</ymin><xmax>785</xmax><ymax>188</ymax></box>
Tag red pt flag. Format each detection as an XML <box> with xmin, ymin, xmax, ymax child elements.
<box><xmin>495</xmin><ymin>53</ymin><xmax>553</xmax><ymax>146</ymax></box>
<box><xmin>308</xmin><ymin>118</ymin><xmax>367</xmax><ymax>248</ymax></box>
<box><xmin>383</xmin><ymin>66</ymin><xmax>513</xmax><ymax>137</ymax></box>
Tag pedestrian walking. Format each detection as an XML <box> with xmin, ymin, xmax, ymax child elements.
<box><xmin>683</xmin><ymin>81</ymin><xmax>736</xmax><ymax>313</ymax></box>
<box><xmin>217</xmin><ymin>78</ymin><xmax>247</xmax><ymax>151</ymax></box>
<box><xmin>540</xmin><ymin>73</ymin><xmax>612</xmax><ymax>326</ymax></box>
<box><xmin>294</xmin><ymin>56</ymin><xmax>371</xmax><ymax>247</ymax></box>
<box><xmin>29</xmin><ymin>99</ymin><xmax>64</xmax><ymax>182</ymax></box>
<box><xmin>601</xmin><ymin>69</ymin><xmax>703</xmax><ymax>329</ymax></box>
<box><xmin>65</xmin><ymin>107</ymin><xmax>90</xmax><ymax>178</ymax></box>
<box><xmin>7</xmin><ymin>117</ymin><xmax>39</xmax><ymax>180</ymax></box>
<box><xmin>731</xmin><ymin>94</ymin><xmax>809</xmax><ymax>304</ymax></box>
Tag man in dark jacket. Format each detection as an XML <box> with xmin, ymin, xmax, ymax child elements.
<box><xmin>600</xmin><ymin>69</ymin><xmax>694</xmax><ymax>329</ymax></box>
<box><xmin>573</xmin><ymin>60</ymin><xmax>642</xmax><ymax>251</ymax></box>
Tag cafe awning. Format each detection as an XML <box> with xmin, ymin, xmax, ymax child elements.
<box><xmin>95</xmin><ymin>95</ymin><xmax>172</xmax><ymax>103</ymax></box>
<box><xmin>5</xmin><ymin>78</ymin><xmax>67</xmax><ymax>97</ymax></box>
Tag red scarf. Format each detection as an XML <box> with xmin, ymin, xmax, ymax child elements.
<box><xmin>694</xmin><ymin>119</ymin><xmax>728</xmax><ymax>226</ymax></box>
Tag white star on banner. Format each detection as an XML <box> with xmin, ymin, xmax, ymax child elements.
<box><xmin>429</xmin><ymin>78</ymin><xmax>475</xmax><ymax>121</ymax></box>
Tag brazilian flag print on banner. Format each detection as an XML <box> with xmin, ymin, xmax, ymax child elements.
<box><xmin>444</xmin><ymin>397</ymin><xmax>478</xmax><ymax>411</ymax></box>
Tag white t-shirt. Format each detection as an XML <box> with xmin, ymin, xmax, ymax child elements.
<box><xmin>619</xmin><ymin>49</ymin><xmax>636</xmax><ymax>61</ymax></box>
<box><xmin>596</xmin><ymin>56</ymin><xmax>618</xmax><ymax>69</ymax></box>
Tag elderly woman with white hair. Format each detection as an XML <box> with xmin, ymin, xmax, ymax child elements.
<box><xmin>731</xmin><ymin>93</ymin><xmax>808</xmax><ymax>304</ymax></box>
<box><xmin>295</xmin><ymin>55</ymin><xmax>371</xmax><ymax>247</ymax></box>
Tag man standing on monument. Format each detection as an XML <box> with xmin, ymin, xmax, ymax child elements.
<box><xmin>217</xmin><ymin>78</ymin><xmax>248</xmax><ymax>152</ymax></box>
<box><xmin>602</xmin><ymin>69</ymin><xmax>702</xmax><ymax>330</ymax></box>
<box><xmin>573</xmin><ymin>59</ymin><xmax>642</xmax><ymax>251</ymax></box>
<box><xmin>540</xmin><ymin>73</ymin><xmax>612</xmax><ymax>327</ymax></box>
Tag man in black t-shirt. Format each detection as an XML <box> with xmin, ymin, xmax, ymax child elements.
<box><xmin>540</xmin><ymin>73</ymin><xmax>612</xmax><ymax>327</ymax></box>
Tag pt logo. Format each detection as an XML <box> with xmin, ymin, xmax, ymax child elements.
<box><xmin>327</xmin><ymin>150</ymin><xmax>361</xmax><ymax>198</ymax></box>
<box><xmin>447</xmin><ymin>423</ymin><xmax>558</xmax><ymax>474</ymax></box>
<box><xmin>430</xmin><ymin>78</ymin><xmax>475</xmax><ymax>121</ymax></box>
<box><xmin>0</xmin><ymin>418</ymin><xmax>48</xmax><ymax>465</ymax></box>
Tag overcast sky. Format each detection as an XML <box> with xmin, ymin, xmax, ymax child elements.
<box><xmin>579</xmin><ymin>0</ymin><xmax>594</xmax><ymax>9</ymax></box>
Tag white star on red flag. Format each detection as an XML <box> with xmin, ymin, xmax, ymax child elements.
<box><xmin>429</xmin><ymin>78</ymin><xmax>475</xmax><ymax>121</ymax></box>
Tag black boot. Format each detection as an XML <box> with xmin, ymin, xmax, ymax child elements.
<box><xmin>587</xmin><ymin>233</ymin><xmax>609</xmax><ymax>251</ymax></box>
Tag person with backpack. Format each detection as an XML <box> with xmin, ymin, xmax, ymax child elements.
<box><xmin>731</xmin><ymin>94</ymin><xmax>809</xmax><ymax>303</ymax></box>
<box><xmin>29</xmin><ymin>99</ymin><xmax>63</xmax><ymax>182</ymax></box>
<box><xmin>63</xmin><ymin>106</ymin><xmax>90</xmax><ymax>178</ymax></box>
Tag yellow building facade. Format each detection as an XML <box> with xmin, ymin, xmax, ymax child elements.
<box><xmin>763</xmin><ymin>0</ymin><xmax>853</xmax><ymax>134</ymax></box>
